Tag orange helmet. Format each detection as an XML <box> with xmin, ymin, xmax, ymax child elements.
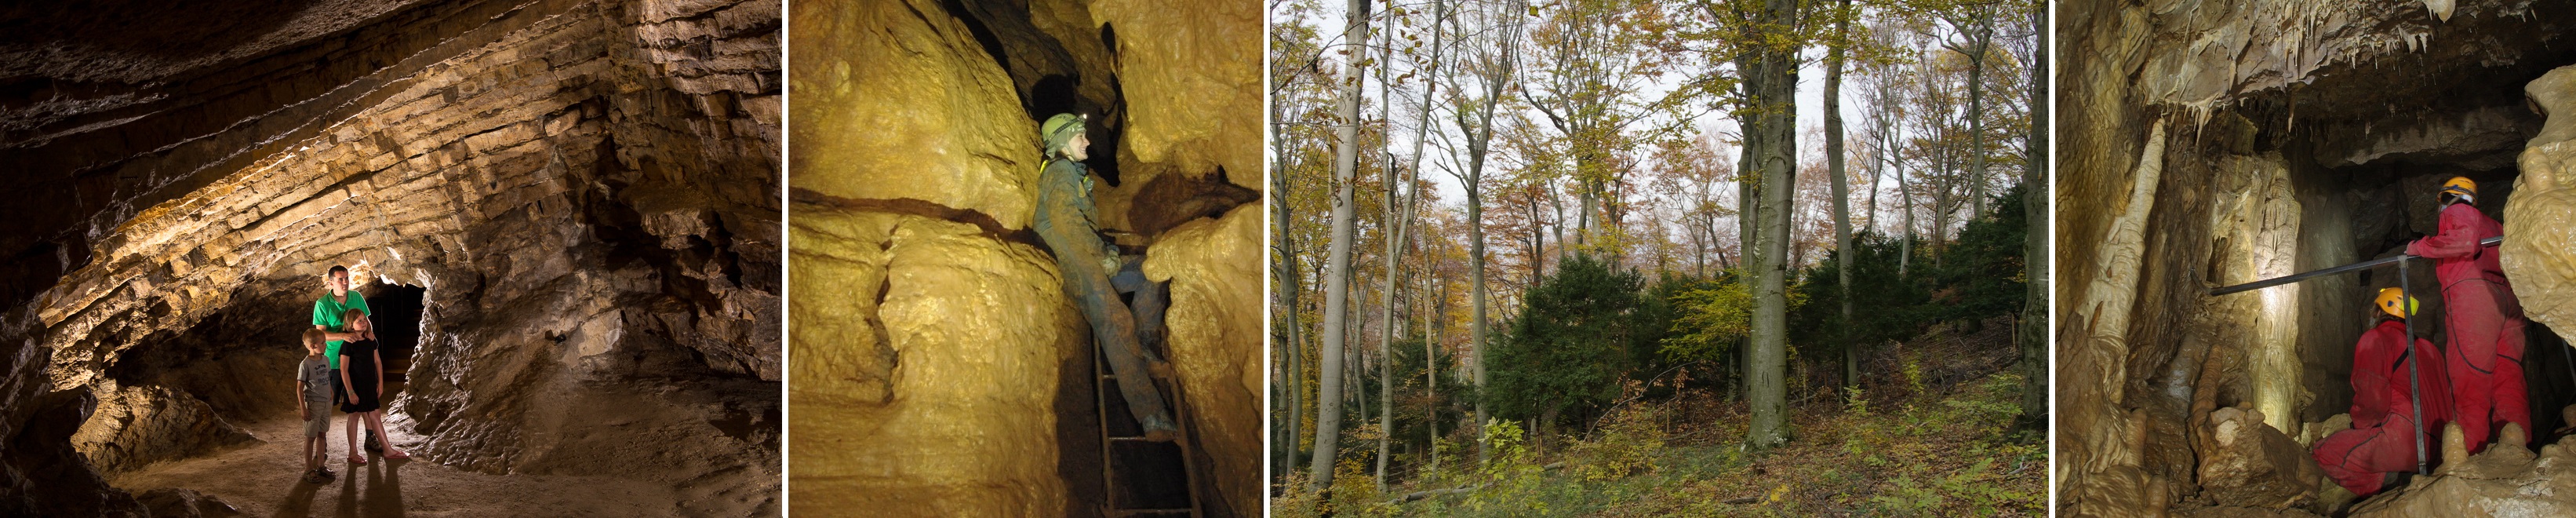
<box><xmin>2376</xmin><ymin>287</ymin><xmax>2418</xmax><ymax>319</ymax></box>
<box><xmin>2441</xmin><ymin>177</ymin><xmax>2476</xmax><ymax>202</ymax></box>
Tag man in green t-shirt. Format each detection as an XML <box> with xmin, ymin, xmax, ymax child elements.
<box><xmin>314</xmin><ymin>265</ymin><xmax>372</xmax><ymax>370</ymax></box>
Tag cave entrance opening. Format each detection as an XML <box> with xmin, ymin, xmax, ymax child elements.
<box><xmin>366</xmin><ymin>282</ymin><xmax>427</xmax><ymax>384</ymax></box>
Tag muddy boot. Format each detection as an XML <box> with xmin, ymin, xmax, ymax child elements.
<box><xmin>1141</xmin><ymin>413</ymin><xmax>1179</xmax><ymax>443</ymax></box>
<box><xmin>2312</xmin><ymin>476</ymin><xmax>2358</xmax><ymax>514</ymax></box>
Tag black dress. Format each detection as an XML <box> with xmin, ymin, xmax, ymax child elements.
<box><xmin>338</xmin><ymin>339</ymin><xmax>380</xmax><ymax>414</ymax></box>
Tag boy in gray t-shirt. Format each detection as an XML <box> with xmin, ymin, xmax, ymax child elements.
<box><xmin>297</xmin><ymin>329</ymin><xmax>336</xmax><ymax>484</ymax></box>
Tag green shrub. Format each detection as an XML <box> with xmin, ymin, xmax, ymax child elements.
<box><xmin>1568</xmin><ymin>405</ymin><xmax>1665</xmax><ymax>482</ymax></box>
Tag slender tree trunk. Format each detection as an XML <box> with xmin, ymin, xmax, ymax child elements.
<box><xmin>1374</xmin><ymin>2</ymin><xmax>1445</xmax><ymax>487</ymax></box>
<box><xmin>1961</xmin><ymin>9</ymin><xmax>1995</xmax><ymax>218</ymax></box>
<box><xmin>1449</xmin><ymin>0</ymin><xmax>1519</xmax><ymax>465</ymax></box>
<box><xmin>1897</xmin><ymin>148</ymin><xmax>1913</xmax><ymax>277</ymax></box>
<box><xmin>2015</xmin><ymin>0</ymin><xmax>2050</xmax><ymax>431</ymax></box>
<box><xmin>1272</xmin><ymin>106</ymin><xmax>1307</xmax><ymax>487</ymax></box>
<box><xmin>1825</xmin><ymin>0</ymin><xmax>1857</xmax><ymax>395</ymax></box>
<box><xmin>1745</xmin><ymin>0</ymin><xmax>1802</xmax><ymax>450</ymax></box>
<box><xmin>1308</xmin><ymin>0</ymin><xmax>1371</xmax><ymax>491</ymax></box>
<box><xmin>1423</xmin><ymin>247</ymin><xmax>1440</xmax><ymax>481</ymax></box>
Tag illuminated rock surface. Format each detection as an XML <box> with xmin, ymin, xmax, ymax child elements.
<box><xmin>2509</xmin><ymin>65</ymin><xmax>2576</xmax><ymax>347</ymax></box>
<box><xmin>0</xmin><ymin>0</ymin><xmax>780</xmax><ymax>514</ymax></box>
<box><xmin>786</xmin><ymin>0</ymin><xmax>1257</xmax><ymax>515</ymax></box>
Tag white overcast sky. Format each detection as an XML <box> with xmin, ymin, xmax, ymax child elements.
<box><xmin>1274</xmin><ymin>2</ymin><xmax>2007</xmax><ymax>215</ymax></box>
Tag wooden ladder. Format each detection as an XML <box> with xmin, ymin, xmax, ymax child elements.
<box><xmin>1093</xmin><ymin>334</ymin><xmax>1202</xmax><ymax>517</ymax></box>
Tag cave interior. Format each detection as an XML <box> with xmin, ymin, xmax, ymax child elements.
<box><xmin>2093</xmin><ymin>2</ymin><xmax>2576</xmax><ymax>511</ymax></box>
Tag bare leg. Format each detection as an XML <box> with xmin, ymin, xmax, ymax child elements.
<box><xmin>366</xmin><ymin>411</ymin><xmax>408</xmax><ymax>458</ymax></box>
<box><xmin>345</xmin><ymin>412</ymin><xmax>367</xmax><ymax>464</ymax></box>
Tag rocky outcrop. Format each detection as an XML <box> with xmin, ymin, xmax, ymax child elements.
<box><xmin>786</xmin><ymin>0</ymin><xmax>1257</xmax><ymax>515</ymax></box>
<box><xmin>2508</xmin><ymin>65</ymin><xmax>2576</xmax><ymax>346</ymax></box>
<box><xmin>1141</xmin><ymin>203</ymin><xmax>1261</xmax><ymax>513</ymax></box>
<box><xmin>132</xmin><ymin>487</ymin><xmax>243</xmax><ymax>518</ymax></box>
<box><xmin>68</xmin><ymin>382</ymin><xmax>257</xmax><ymax>475</ymax></box>
<box><xmin>2198</xmin><ymin>407</ymin><xmax>2323</xmax><ymax>509</ymax></box>
<box><xmin>788</xmin><ymin>210</ymin><xmax>1086</xmax><ymax>516</ymax></box>
<box><xmin>2347</xmin><ymin>424</ymin><xmax>2575</xmax><ymax>516</ymax></box>
<box><xmin>0</xmin><ymin>0</ymin><xmax>780</xmax><ymax>512</ymax></box>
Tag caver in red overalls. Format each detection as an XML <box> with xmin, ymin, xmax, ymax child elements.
<box><xmin>2406</xmin><ymin>180</ymin><xmax>2528</xmax><ymax>454</ymax></box>
<box><xmin>2314</xmin><ymin>316</ymin><xmax>2454</xmax><ymax>496</ymax></box>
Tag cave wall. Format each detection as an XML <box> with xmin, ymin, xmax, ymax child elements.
<box><xmin>2512</xmin><ymin>66</ymin><xmax>2576</xmax><ymax>352</ymax></box>
<box><xmin>786</xmin><ymin>0</ymin><xmax>1259</xmax><ymax>515</ymax></box>
<box><xmin>0</xmin><ymin>0</ymin><xmax>780</xmax><ymax>513</ymax></box>
<box><xmin>2058</xmin><ymin>0</ymin><xmax>2576</xmax><ymax>514</ymax></box>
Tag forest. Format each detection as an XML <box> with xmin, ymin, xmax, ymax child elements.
<box><xmin>1268</xmin><ymin>0</ymin><xmax>2048</xmax><ymax>514</ymax></box>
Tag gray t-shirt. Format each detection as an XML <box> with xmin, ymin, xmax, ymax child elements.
<box><xmin>297</xmin><ymin>356</ymin><xmax>333</xmax><ymax>409</ymax></box>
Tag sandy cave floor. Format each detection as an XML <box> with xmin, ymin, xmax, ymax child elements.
<box><xmin>108</xmin><ymin>414</ymin><xmax>689</xmax><ymax>517</ymax></box>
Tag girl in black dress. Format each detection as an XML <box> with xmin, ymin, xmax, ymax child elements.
<box><xmin>337</xmin><ymin>308</ymin><xmax>410</xmax><ymax>463</ymax></box>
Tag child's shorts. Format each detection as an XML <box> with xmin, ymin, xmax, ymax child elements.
<box><xmin>304</xmin><ymin>408</ymin><xmax>331</xmax><ymax>438</ymax></box>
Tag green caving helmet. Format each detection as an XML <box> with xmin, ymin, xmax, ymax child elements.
<box><xmin>1042</xmin><ymin>113</ymin><xmax>1086</xmax><ymax>159</ymax></box>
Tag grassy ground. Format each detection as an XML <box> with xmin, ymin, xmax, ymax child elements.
<box><xmin>1277</xmin><ymin>319</ymin><xmax>2048</xmax><ymax>517</ymax></box>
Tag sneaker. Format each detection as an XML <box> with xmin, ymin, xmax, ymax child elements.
<box><xmin>304</xmin><ymin>469</ymin><xmax>329</xmax><ymax>484</ymax></box>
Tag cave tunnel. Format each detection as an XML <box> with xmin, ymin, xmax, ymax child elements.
<box><xmin>785</xmin><ymin>0</ymin><xmax>1263</xmax><ymax>516</ymax></box>
<box><xmin>0</xmin><ymin>0</ymin><xmax>784</xmax><ymax>515</ymax></box>
<box><xmin>2059</xmin><ymin>1</ymin><xmax>2576</xmax><ymax>514</ymax></box>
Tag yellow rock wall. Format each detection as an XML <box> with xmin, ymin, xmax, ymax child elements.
<box><xmin>2510</xmin><ymin>65</ymin><xmax>2576</xmax><ymax>345</ymax></box>
<box><xmin>788</xmin><ymin>210</ymin><xmax>1082</xmax><ymax>516</ymax></box>
<box><xmin>1143</xmin><ymin>203</ymin><xmax>1261</xmax><ymax>514</ymax></box>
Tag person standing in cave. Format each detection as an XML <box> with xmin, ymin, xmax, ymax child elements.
<box><xmin>2314</xmin><ymin>288</ymin><xmax>2453</xmax><ymax>497</ymax></box>
<box><xmin>314</xmin><ymin>264</ymin><xmax>378</xmax><ymax>451</ymax></box>
<box><xmin>2408</xmin><ymin>177</ymin><xmax>2531</xmax><ymax>454</ymax></box>
<box><xmin>297</xmin><ymin>329</ymin><xmax>338</xmax><ymax>484</ymax></box>
<box><xmin>336</xmin><ymin>308</ymin><xmax>410</xmax><ymax>464</ymax></box>
<box><xmin>1032</xmin><ymin>112</ymin><xmax>1179</xmax><ymax>440</ymax></box>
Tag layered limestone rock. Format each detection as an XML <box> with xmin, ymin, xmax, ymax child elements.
<box><xmin>2508</xmin><ymin>65</ymin><xmax>2576</xmax><ymax>345</ymax></box>
<box><xmin>0</xmin><ymin>0</ymin><xmax>780</xmax><ymax>513</ymax></box>
<box><xmin>787</xmin><ymin>0</ymin><xmax>1258</xmax><ymax>515</ymax></box>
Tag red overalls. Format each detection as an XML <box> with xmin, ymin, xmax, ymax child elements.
<box><xmin>2407</xmin><ymin>202</ymin><xmax>2529</xmax><ymax>454</ymax></box>
<box><xmin>2314</xmin><ymin>319</ymin><xmax>2454</xmax><ymax>496</ymax></box>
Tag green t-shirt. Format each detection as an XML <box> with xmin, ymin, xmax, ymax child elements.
<box><xmin>314</xmin><ymin>292</ymin><xmax>372</xmax><ymax>369</ymax></box>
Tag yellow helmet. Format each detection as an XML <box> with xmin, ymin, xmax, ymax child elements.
<box><xmin>2375</xmin><ymin>286</ymin><xmax>2418</xmax><ymax>319</ymax></box>
<box><xmin>2441</xmin><ymin>177</ymin><xmax>2476</xmax><ymax>201</ymax></box>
